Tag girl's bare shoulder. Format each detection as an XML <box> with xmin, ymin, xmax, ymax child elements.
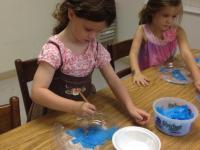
<box><xmin>175</xmin><ymin>25</ymin><xmax>186</xmax><ymax>37</ymax></box>
<box><xmin>134</xmin><ymin>25</ymin><xmax>146</xmax><ymax>40</ymax></box>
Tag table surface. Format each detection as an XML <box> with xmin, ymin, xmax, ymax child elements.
<box><xmin>0</xmin><ymin>50</ymin><xmax>200</xmax><ymax>150</ymax></box>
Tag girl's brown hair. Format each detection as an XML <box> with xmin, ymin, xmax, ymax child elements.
<box><xmin>52</xmin><ymin>0</ymin><xmax>116</xmax><ymax>34</ymax></box>
<box><xmin>139</xmin><ymin>0</ymin><xmax>183</xmax><ymax>25</ymax></box>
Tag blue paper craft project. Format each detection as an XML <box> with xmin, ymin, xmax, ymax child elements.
<box><xmin>171</xmin><ymin>70</ymin><xmax>187</xmax><ymax>81</ymax></box>
<box><xmin>66</xmin><ymin>126</ymin><xmax>118</xmax><ymax>149</ymax></box>
<box><xmin>195</xmin><ymin>57</ymin><xmax>200</xmax><ymax>63</ymax></box>
<box><xmin>159</xmin><ymin>67</ymin><xmax>192</xmax><ymax>84</ymax></box>
<box><xmin>159</xmin><ymin>67</ymin><xmax>173</xmax><ymax>73</ymax></box>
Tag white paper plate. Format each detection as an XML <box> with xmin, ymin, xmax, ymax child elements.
<box><xmin>112</xmin><ymin>126</ymin><xmax>161</xmax><ymax>150</ymax></box>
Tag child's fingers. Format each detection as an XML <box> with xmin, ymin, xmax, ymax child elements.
<box><xmin>134</xmin><ymin>79</ymin><xmax>144</xmax><ymax>86</ymax></box>
<box><xmin>135</xmin><ymin>110</ymin><xmax>151</xmax><ymax>125</ymax></box>
<box><xmin>86</xmin><ymin>109</ymin><xmax>96</xmax><ymax>116</ymax></box>
<box><xmin>82</xmin><ymin>102</ymin><xmax>96</xmax><ymax>115</ymax></box>
<box><xmin>141</xmin><ymin>80</ymin><xmax>149</xmax><ymax>86</ymax></box>
<box><xmin>136</xmin><ymin>119</ymin><xmax>148</xmax><ymax>126</ymax></box>
<box><xmin>135</xmin><ymin>116</ymin><xmax>149</xmax><ymax>125</ymax></box>
<box><xmin>87</xmin><ymin>103</ymin><xmax>96</xmax><ymax>111</ymax></box>
<box><xmin>144</xmin><ymin>76</ymin><xmax>150</xmax><ymax>81</ymax></box>
<box><xmin>134</xmin><ymin>113</ymin><xmax>143</xmax><ymax>121</ymax></box>
<box><xmin>136</xmin><ymin>79</ymin><xmax>149</xmax><ymax>86</ymax></box>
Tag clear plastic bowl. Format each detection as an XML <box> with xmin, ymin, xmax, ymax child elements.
<box><xmin>76</xmin><ymin>112</ymin><xmax>111</xmax><ymax>129</ymax></box>
<box><xmin>112</xmin><ymin>126</ymin><xmax>161</xmax><ymax>150</ymax></box>
<box><xmin>153</xmin><ymin>97</ymin><xmax>198</xmax><ymax>136</ymax></box>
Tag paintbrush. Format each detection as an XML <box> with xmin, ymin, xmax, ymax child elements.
<box><xmin>79</xmin><ymin>92</ymin><xmax>89</xmax><ymax>103</ymax></box>
<box><xmin>78</xmin><ymin>92</ymin><xmax>105</xmax><ymax>130</ymax></box>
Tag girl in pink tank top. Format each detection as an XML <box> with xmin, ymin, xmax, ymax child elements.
<box><xmin>139</xmin><ymin>24</ymin><xmax>177</xmax><ymax>70</ymax></box>
<box><xmin>130</xmin><ymin>0</ymin><xmax>200</xmax><ymax>93</ymax></box>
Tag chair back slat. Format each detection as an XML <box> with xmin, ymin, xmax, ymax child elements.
<box><xmin>107</xmin><ymin>39</ymin><xmax>132</xmax><ymax>78</ymax></box>
<box><xmin>0</xmin><ymin>96</ymin><xmax>21</xmax><ymax>134</ymax></box>
<box><xmin>15</xmin><ymin>58</ymin><xmax>38</xmax><ymax>116</ymax></box>
<box><xmin>111</xmin><ymin>39</ymin><xmax>132</xmax><ymax>60</ymax></box>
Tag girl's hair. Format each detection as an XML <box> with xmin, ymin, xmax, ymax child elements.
<box><xmin>139</xmin><ymin>0</ymin><xmax>183</xmax><ymax>25</ymax></box>
<box><xmin>52</xmin><ymin>0</ymin><xmax>116</xmax><ymax>34</ymax></box>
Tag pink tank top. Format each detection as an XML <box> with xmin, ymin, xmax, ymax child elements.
<box><xmin>139</xmin><ymin>24</ymin><xmax>177</xmax><ymax>70</ymax></box>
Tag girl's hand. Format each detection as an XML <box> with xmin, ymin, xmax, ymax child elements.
<box><xmin>128</xmin><ymin>106</ymin><xmax>150</xmax><ymax>126</ymax></box>
<box><xmin>194</xmin><ymin>79</ymin><xmax>200</xmax><ymax>92</ymax></box>
<box><xmin>74</xmin><ymin>102</ymin><xmax>96</xmax><ymax>117</ymax></box>
<box><xmin>132</xmin><ymin>73</ymin><xmax>150</xmax><ymax>86</ymax></box>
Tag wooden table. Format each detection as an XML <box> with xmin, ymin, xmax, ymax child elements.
<box><xmin>0</xmin><ymin>50</ymin><xmax>200</xmax><ymax>150</ymax></box>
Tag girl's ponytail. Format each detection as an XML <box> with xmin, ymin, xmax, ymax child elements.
<box><xmin>139</xmin><ymin>5</ymin><xmax>152</xmax><ymax>25</ymax></box>
<box><xmin>52</xmin><ymin>1</ymin><xmax>69</xmax><ymax>35</ymax></box>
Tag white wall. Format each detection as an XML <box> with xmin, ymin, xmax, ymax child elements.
<box><xmin>0</xmin><ymin>0</ymin><xmax>200</xmax><ymax>73</ymax></box>
<box><xmin>115</xmin><ymin>0</ymin><xmax>143</xmax><ymax>41</ymax></box>
<box><xmin>181</xmin><ymin>12</ymin><xmax>200</xmax><ymax>49</ymax></box>
<box><xmin>0</xmin><ymin>0</ymin><xmax>57</xmax><ymax>73</ymax></box>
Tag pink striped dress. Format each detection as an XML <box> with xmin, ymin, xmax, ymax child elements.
<box><xmin>138</xmin><ymin>24</ymin><xmax>177</xmax><ymax>70</ymax></box>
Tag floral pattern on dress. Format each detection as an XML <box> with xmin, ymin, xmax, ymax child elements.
<box><xmin>38</xmin><ymin>35</ymin><xmax>111</xmax><ymax>77</ymax></box>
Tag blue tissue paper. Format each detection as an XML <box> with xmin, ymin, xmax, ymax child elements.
<box><xmin>66</xmin><ymin>126</ymin><xmax>118</xmax><ymax>149</ymax></box>
<box><xmin>156</xmin><ymin>105</ymin><xmax>194</xmax><ymax>120</ymax></box>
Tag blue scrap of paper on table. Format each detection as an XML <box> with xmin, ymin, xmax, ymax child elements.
<box><xmin>159</xmin><ymin>67</ymin><xmax>172</xmax><ymax>73</ymax></box>
<box><xmin>159</xmin><ymin>68</ymin><xmax>187</xmax><ymax>81</ymax></box>
<box><xmin>66</xmin><ymin>126</ymin><xmax>118</xmax><ymax>149</ymax></box>
<box><xmin>171</xmin><ymin>70</ymin><xmax>187</xmax><ymax>81</ymax></box>
<box><xmin>156</xmin><ymin>105</ymin><xmax>194</xmax><ymax>120</ymax></box>
<box><xmin>195</xmin><ymin>57</ymin><xmax>200</xmax><ymax>63</ymax></box>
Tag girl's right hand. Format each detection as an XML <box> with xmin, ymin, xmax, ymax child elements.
<box><xmin>74</xmin><ymin>102</ymin><xmax>96</xmax><ymax>117</ymax></box>
<box><xmin>132</xmin><ymin>73</ymin><xmax>150</xmax><ymax>86</ymax></box>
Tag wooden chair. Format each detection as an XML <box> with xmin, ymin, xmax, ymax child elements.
<box><xmin>107</xmin><ymin>39</ymin><xmax>132</xmax><ymax>78</ymax></box>
<box><xmin>15</xmin><ymin>58</ymin><xmax>48</xmax><ymax>122</ymax></box>
<box><xmin>0</xmin><ymin>96</ymin><xmax>21</xmax><ymax>134</ymax></box>
<box><xmin>15</xmin><ymin>56</ymin><xmax>97</xmax><ymax>121</ymax></box>
<box><xmin>15</xmin><ymin>58</ymin><xmax>38</xmax><ymax>118</ymax></box>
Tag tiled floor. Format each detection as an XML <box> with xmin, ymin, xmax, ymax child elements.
<box><xmin>0</xmin><ymin>58</ymin><xmax>129</xmax><ymax>124</ymax></box>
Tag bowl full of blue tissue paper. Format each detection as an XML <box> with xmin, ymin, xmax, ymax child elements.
<box><xmin>153</xmin><ymin>97</ymin><xmax>198</xmax><ymax>136</ymax></box>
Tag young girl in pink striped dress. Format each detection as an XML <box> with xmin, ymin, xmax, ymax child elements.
<box><xmin>130</xmin><ymin>0</ymin><xmax>200</xmax><ymax>92</ymax></box>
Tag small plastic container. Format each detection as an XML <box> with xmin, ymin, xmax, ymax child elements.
<box><xmin>153</xmin><ymin>97</ymin><xmax>198</xmax><ymax>136</ymax></box>
<box><xmin>76</xmin><ymin>112</ymin><xmax>108</xmax><ymax>129</ymax></box>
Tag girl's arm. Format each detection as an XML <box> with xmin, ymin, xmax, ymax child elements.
<box><xmin>177</xmin><ymin>26</ymin><xmax>200</xmax><ymax>91</ymax></box>
<box><xmin>130</xmin><ymin>25</ymin><xmax>150</xmax><ymax>86</ymax></box>
<box><xmin>100</xmin><ymin>63</ymin><xmax>150</xmax><ymax>125</ymax></box>
<box><xmin>31</xmin><ymin>62</ymin><xmax>96</xmax><ymax>116</ymax></box>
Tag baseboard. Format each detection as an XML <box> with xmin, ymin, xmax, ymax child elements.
<box><xmin>0</xmin><ymin>70</ymin><xmax>16</xmax><ymax>81</ymax></box>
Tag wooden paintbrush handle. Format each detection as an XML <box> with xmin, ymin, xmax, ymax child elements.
<box><xmin>79</xmin><ymin>92</ymin><xmax>89</xmax><ymax>103</ymax></box>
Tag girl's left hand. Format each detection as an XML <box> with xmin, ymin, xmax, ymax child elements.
<box><xmin>128</xmin><ymin>107</ymin><xmax>150</xmax><ymax>126</ymax></box>
<box><xmin>194</xmin><ymin>79</ymin><xmax>200</xmax><ymax>92</ymax></box>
